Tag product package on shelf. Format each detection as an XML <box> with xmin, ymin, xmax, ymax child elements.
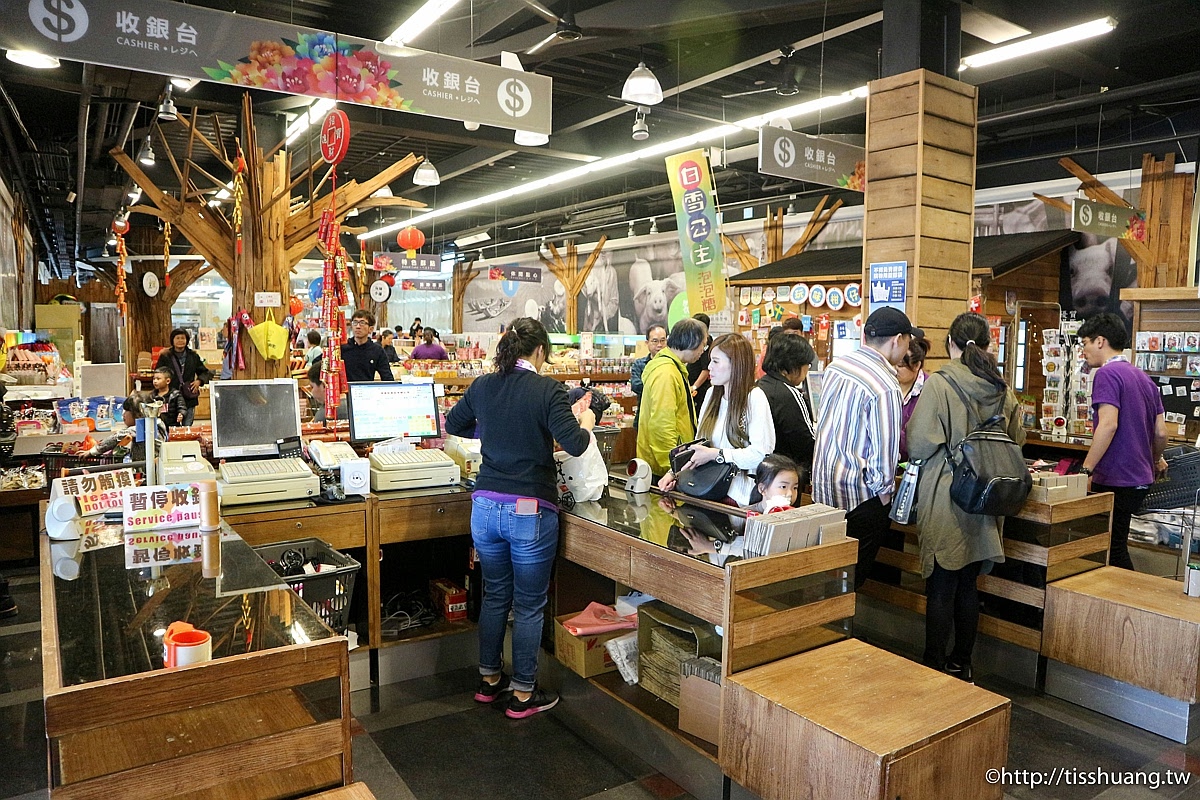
<box><xmin>1038</xmin><ymin>318</ymin><xmax>1093</xmax><ymax>439</ymax></box>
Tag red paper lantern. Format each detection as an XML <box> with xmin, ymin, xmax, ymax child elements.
<box><xmin>397</xmin><ymin>226</ymin><xmax>425</xmax><ymax>253</ymax></box>
<box><xmin>381</xmin><ymin>273</ymin><xmax>396</xmax><ymax>287</ymax></box>
<box><xmin>289</xmin><ymin>296</ymin><xmax>304</xmax><ymax>317</ymax></box>
<box><xmin>112</xmin><ymin>218</ymin><xmax>130</xmax><ymax>235</ymax></box>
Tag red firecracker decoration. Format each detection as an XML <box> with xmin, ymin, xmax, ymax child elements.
<box><xmin>232</xmin><ymin>149</ymin><xmax>246</xmax><ymax>255</ymax></box>
<box><xmin>112</xmin><ymin>222</ymin><xmax>129</xmax><ymax>317</ymax></box>
<box><xmin>397</xmin><ymin>226</ymin><xmax>425</xmax><ymax>259</ymax></box>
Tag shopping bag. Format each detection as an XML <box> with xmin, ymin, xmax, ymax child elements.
<box><xmin>555</xmin><ymin>437</ymin><xmax>608</xmax><ymax>505</ymax></box>
<box><xmin>248</xmin><ymin>310</ymin><xmax>289</xmax><ymax>361</ymax></box>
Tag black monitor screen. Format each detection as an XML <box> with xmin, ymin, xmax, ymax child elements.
<box><xmin>210</xmin><ymin>380</ymin><xmax>302</xmax><ymax>459</ymax></box>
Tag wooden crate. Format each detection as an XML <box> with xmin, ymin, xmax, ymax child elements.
<box><xmin>721</xmin><ymin>639</ymin><xmax>1010</xmax><ymax>800</ymax></box>
<box><xmin>1044</xmin><ymin>567</ymin><xmax>1200</xmax><ymax>703</ymax></box>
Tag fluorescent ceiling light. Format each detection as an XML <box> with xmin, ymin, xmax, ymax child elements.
<box><xmin>5</xmin><ymin>50</ymin><xmax>60</xmax><ymax>69</ymax></box>
<box><xmin>383</xmin><ymin>0</ymin><xmax>462</xmax><ymax>47</ymax></box>
<box><xmin>360</xmin><ymin>86</ymin><xmax>866</xmax><ymax>241</ymax></box>
<box><xmin>454</xmin><ymin>231</ymin><xmax>491</xmax><ymax>247</ymax></box>
<box><xmin>285</xmin><ymin>98</ymin><xmax>337</xmax><ymax>145</ymax></box>
<box><xmin>960</xmin><ymin>17</ymin><xmax>1116</xmax><ymax>71</ymax></box>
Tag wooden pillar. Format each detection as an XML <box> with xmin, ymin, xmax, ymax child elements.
<box><xmin>862</xmin><ymin>68</ymin><xmax>977</xmax><ymax>370</ymax></box>
<box><xmin>234</xmin><ymin>151</ymin><xmax>291</xmax><ymax>380</ymax></box>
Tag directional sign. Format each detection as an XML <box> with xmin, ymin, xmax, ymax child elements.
<box><xmin>1071</xmin><ymin>198</ymin><xmax>1147</xmax><ymax>243</ymax></box>
<box><xmin>0</xmin><ymin>0</ymin><xmax>553</xmax><ymax>133</ymax></box>
<box><xmin>758</xmin><ymin>128</ymin><xmax>865</xmax><ymax>191</ymax></box>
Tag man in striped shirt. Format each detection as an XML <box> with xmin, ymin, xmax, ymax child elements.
<box><xmin>813</xmin><ymin>307</ymin><xmax>921</xmax><ymax>589</ymax></box>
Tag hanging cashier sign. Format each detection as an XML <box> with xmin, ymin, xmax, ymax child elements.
<box><xmin>1</xmin><ymin>0</ymin><xmax>552</xmax><ymax>134</ymax></box>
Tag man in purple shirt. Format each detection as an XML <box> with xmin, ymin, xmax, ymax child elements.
<box><xmin>1078</xmin><ymin>313</ymin><xmax>1168</xmax><ymax>571</ymax></box>
<box><xmin>411</xmin><ymin>328</ymin><xmax>450</xmax><ymax>361</ymax></box>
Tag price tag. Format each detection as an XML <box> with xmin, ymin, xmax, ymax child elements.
<box><xmin>254</xmin><ymin>292</ymin><xmax>281</xmax><ymax>308</ymax></box>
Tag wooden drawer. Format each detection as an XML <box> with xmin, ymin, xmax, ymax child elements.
<box><xmin>630</xmin><ymin>548</ymin><xmax>724</xmax><ymax>626</ymax></box>
<box><xmin>231</xmin><ymin>510</ymin><xmax>367</xmax><ymax>551</ymax></box>
<box><xmin>378</xmin><ymin>496</ymin><xmax>472</xmax><ymax>544</ymax></box>
<box><xmin>560</xmin><ymin>521</ymin><xmax>632</xmax><ymax>583</ymax></box>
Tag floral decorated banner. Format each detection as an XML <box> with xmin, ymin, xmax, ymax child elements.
<box><xmin>1</xmin><ymin>0</ymin><xmax>552</xmax><ymax>133</ymax></box>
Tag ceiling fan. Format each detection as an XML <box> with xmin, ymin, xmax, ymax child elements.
<box><xmin>722</xmin><ymin>47</ymin><xmax>807</xmax><ymax>99</ymax></box>
<box><xmin>520</xmin><ymin>0</ymin><xmax>630</xmax><ymax>55</ymax></box>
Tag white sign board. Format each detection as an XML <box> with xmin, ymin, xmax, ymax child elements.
<box><xmin>254</xmin><ymin>292</ymin><xmax>282</xmax><ymax>308</ymax></box>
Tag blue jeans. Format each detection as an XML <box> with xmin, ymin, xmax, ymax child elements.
<box><xmin>471</xmin><ymin>496</ymin><xmax>559</xmax><ymax>693</ymax></box>
<box><xmin>182</xmin><ymin>406</ymin><xmax>196</xmax><ymax>427</ymax></box>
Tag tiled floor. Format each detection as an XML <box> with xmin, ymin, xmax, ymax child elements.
<box><xmin>5</xmin><ymin>561</ymin><xmax>1200</xmax><ymax>800</ymax></box>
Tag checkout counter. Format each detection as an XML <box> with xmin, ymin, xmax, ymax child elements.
<box><xmin>39</xmin><ymin>521</ymin><xmax>351</xmax><ymax>800</ymax></box>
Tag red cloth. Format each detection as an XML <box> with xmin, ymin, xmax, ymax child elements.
<box><xmin>563</xmin><ymin>602</ymin><xmax>637</xmax><ymax>636</ymax></box>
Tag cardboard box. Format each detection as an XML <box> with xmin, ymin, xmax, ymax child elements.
<box><xmin>429</xmin><ymin>578</ymin><xmax>467</xmax><ymax>622</ymax></box>
<box><xmin>679</xmin><ymin>673</ymin><xmax>722</xmax><ymax>745</ymax></box>
<box><xmin>553</xmin><ymin>613</ymin><xmax>624</xmax><ymax>678</ymax></box>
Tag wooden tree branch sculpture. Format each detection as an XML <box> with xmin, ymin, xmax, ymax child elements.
<box><xmin>452</xmin><ymin>259</ymin><xmax>481</xmax><ymax>333</ymax></box>
<box><xmin>112</xmin><ymin>92</ymin><xmax>426</xmax><ymax>378</ymax></box>
<box><xmin>538</xmin><ymin>236</ymin><xmax>608</xmax><ymax>335</ymax></box>
<box><xmin>722</xmin><ymin>234</ymin><xmax>759</xmax><ymax>271</ymax></box>
<box><xmin>784</xmin><ymin>196</ymin><xmax>843</xmax><ymax>259</ymax></box>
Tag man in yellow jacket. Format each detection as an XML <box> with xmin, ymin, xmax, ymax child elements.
<box><xmin>636</xmin><ymin>317</ymin><xmax>709</xmax><ymax>478</ymax></box>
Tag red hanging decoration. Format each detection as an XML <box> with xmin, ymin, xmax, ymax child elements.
<box><xmin>113</xmin><ymin>220</ymin><xmax>129</xmax><ymax>317</ymax></box>
<box><xmin>397</xmin><ymin>226</ymin><xmax>425</xmax><ymax>259</ymax></box>
<box><xmin>317</xmin><ymin>108</ymin><xmax>352</xmax><ymax>426</ymax></box>
<box><xmin>232</xmin><ymin>149</ymin><xmax>246</xmax><ymax>256</ymax></box>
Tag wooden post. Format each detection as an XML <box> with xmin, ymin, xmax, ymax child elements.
<box><xmin>862</xmin><ymin>69</ymin><xmax>978</xmax><ymax>370</ymax></box>
<box><xmin>452</xmin><ymin>260</ymin><xmax>481</xmax><ymax>333</ymax></box>
<box><xmin>539</xmin><ymin>236</ymin><xmax>608</xmax><ymax>334</ymax></box>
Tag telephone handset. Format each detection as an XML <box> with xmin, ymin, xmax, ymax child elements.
<box><xmin>310</xmin><ymin>440</ymin><xmax>359</xmax><ymax>469</ymax></box>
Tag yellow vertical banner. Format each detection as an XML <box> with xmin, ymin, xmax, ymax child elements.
<box><xmin>665</xmin><ymin>149</ymin><xmax>727</xmax><ymax>315</ymax></box>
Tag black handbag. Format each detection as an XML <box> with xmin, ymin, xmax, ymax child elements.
<box><xmin>942</xmin><ymin>375</ymin><xmax>1031</xmax><ymax>517</ymax></box>
<box><xmin>676</xmin><ymin>459</ymin><xmax>736</xmax><ymax>501</ymax></box>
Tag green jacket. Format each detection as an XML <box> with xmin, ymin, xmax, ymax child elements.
<box><xmin>907</xmin><ymin>360</ymin><xmax>1025</xmax><ymax>578</ymax></box>
<box><xmin>636</xmin><ymin>349</ymin><xmax>696</xmax><ymax>476</ymax></box>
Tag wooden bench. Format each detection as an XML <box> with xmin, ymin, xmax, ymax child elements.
<box><xmin>1043</xmin><ymin>566</ymin><xmax>1200</xmax><ymax>742</ymax></box>
<box><xmin>306</xmin><ymin>784</ymin><xmax>377</xmax><ymax>800</ymax></box>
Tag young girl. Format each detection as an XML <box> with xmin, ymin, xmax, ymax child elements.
<box><xmin>748</xmin><ymin>454</ymin><xmax>801</xmax><ymax>513</ymax></box>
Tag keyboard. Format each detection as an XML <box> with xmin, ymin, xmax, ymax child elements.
<box><xmin>220</xmin><ymin>457</ymin><xmax>314</xmax><ymax>484</ymax></box>
<box><xmin>370</xmin><ymin>448</ymin><xmax>456</xmax><ymax>472</ymax></box>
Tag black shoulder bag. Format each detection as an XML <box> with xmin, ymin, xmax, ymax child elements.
<box><xmin>942</xmin><ymin>374</ymin><xmax>1031</xmax><ymax>517</ymax></box>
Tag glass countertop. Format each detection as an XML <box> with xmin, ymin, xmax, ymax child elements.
<box><xmin>50</xmin><ymin>521</ymin><xmax>335</xmax><ymax>687</ymax></box>
<box><xmin>563</xmin><ymin>481</ymin><xmax>748</xmax><ymax>565</ymax></box>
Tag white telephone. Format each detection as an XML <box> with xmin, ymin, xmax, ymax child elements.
<box><xmin>159</xmin><ymin>440</ymin><xmax>217</xmax><ymax>482</ymax></box>
<box><xmin>310</xmin><ymin>440</ymin><xmax>359</xmax><ymax>469</ymax></box>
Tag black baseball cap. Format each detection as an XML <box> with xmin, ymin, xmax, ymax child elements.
<box><xmin>864</xmin><ymin>307</ymin><xmax>923</xmax><ymax>339</ymax></box>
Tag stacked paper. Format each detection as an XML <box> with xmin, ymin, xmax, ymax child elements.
<box><xmin>743</xmin><ymin>503</ymin><xmax>847</xmax><ymax>559</ymax></box>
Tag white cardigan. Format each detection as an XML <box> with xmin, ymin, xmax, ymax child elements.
<box><xmin>696</xmin><ymin>386</ymin><xmax>776</xmax><ymax>506</ymax></box>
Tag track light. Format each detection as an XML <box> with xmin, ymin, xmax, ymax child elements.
<box><xmin>515</xmin><ymin>129</ymin><xmax>549</xmax><ymax>147</ymax></box>
<box><xmin>137</xmin><ymin>139</ymin><xmax>155</xmax><ymax>166</ymax></box>
<box><xmin>621</xmin><ymin>62</ymin><xmax>663</xmax><ymax>106</ymax></box>
<box><xmin>627</xmin><ymin>221</ymin><xmax>636</xmax><ymax>237</ymax></box>
<box><xmin>157</xmin><ymin>88</ymin><xmax>177</xmax><ymax>121</ymax></box>
<box><xmin>128</xmin><ymin>186</ymin><xmax>142</xmax><ymax>202</ymax></box>
<box><xmin>413</xmin><ymin>160</ymin><xmax>441</xmax><ymax>186</ymax></box>
<box><xmin>464</xmin><ymin>120</ymin><xmax>480</xmax><ymax>131</ymax></box>
<box><xmin>170</xmin><ymin>77</ymin><xmax>199</xmax><ymax>91</ymax></box>
<box><xmin>107</xmin><ymin>232</ymin><xmax>118</xmax><ymax>246</ymax></box>
<box><xmin>632</xmin><ymin>106</ymin><xmax>649</xmax><ymax>141</ymax></box>
<box><xmin>649</xmin><ymin>217</ymin><xmax>658</xmax><ymax>234</ymax></box>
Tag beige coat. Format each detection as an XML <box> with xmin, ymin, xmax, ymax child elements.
<box><xmin>906</xmin><ymin>360</ymin><xmax>1025</xmax><ymax>578</ymax></box>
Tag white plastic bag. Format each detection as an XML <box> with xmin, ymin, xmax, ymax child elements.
<box><xmin>555</xmin><ymin>437</ymin><xmax>608</xmax><ymax>504</ymax></box>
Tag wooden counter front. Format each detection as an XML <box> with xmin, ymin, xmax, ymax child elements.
<box><xmin>1043</xmin><ymin>567</ymin><xmax>1200</xmax><ymax>703</ymax></box>
<box><xmin>722</xmin><ymin>638</ymin><xmax>1010</xmax><ymax>800</ymax></box>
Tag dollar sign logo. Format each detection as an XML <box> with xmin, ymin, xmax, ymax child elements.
<box><xmin>29</xmin><ymin>0</ymin><xmax>88</xmax><ymax>44</ymax></box>
<box><xmin>497</xmin><ymin>78</ymin><xmax>532</xmax><ymax>119</ymax></box>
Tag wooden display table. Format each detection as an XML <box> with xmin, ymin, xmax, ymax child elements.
<box><xmin>722</xmin><ymin>638</ymin><xmax>1010</xmax><ymax>800</ymax></box>
<box><xmin>1043</xmin><ymin>566</ymin><xmax>1200</xmax><ymax>742</ymax></box>
<box><xmin>40</xmin><ymin>523</ymin><xmax>351</xmax><ymax>799</ymax></box>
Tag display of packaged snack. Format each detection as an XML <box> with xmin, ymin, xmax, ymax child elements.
<box><xmin>1165</xmin><ymin>333</ymin><xmax>1185</xmax><ymax>352</ymax></box>
<box><xmin>1187</xmin><ymin>356</ymin><xmax>1200</xmax><ymax>377</ymax></box>
<box><xmin>1135</xmin><ymin>332</ymin><xmax>1151</xmax><ymax>351</ymax></box>
<box><xmin>1146</xmin><ymin>332</ymin><xmax>1163</xmax><ymax>351</ymax></box>
<box><xmin>1166</xmin><ymin>355</ymin><xmax>1185</xmax><ymax>371</ymax></box>
<box><xmin>1185</xmin><ymin>332</ymin><xmax>1200</xmax><ymax>352</ymax></box>
<box><xmin>1148</xmin><ymin>353</ymin><xmax>1167</xmax><ymax>372</ymax></box>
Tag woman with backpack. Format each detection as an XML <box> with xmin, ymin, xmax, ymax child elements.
<box><xmin>906</xmin><ymin>313</ymin><xmax>1025</xmax><ymax>683</ymax></box>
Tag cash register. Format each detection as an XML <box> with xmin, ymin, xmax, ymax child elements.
<box><xmin>347</xmin><ymin>382</ymin><xmax>460</xmax><ymax>491</ymax></box>
<box><xmin>212</xmin><ymin>379</ymin><xmax>320</xmax><ymax>505</ymax></box>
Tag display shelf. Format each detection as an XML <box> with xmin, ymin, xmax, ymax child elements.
<box><xmin>864</xmin><ymin>491</ymin><xmax>1114</xmax><ymax>652</ymax></box>
<box><xmin>588</xmin><ymin>670</ymin><xmax>718</xmax><ymax>761</ymax></box>
<box><xmin>1122</xmin><ymin>288</ymin><xmax>1200</xmax><ymax>444</ymax></box>
<box><xmin>378</xmin><ymin>618</ymin><xmax>475</xmax><ymax>647</ymax></box>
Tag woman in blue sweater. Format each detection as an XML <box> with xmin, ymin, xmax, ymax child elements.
<box><xmin>445</xmin><ymin>317</ymin><xmax>594</xmax><ymax>718</ymax></box>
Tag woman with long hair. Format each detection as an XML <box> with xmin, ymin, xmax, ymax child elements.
<box><xmin>445</xmin><ymin>317</ymin><xmax>594</xmax><ymax>718</ymax></box>
<box><xmin>660</xmin><ymin>333</ymin><xmax>775</xmax><ymax>505</ymax></box>
<box><xmin>906</xmin><ymin>313</ymin><xmax>1024</xmax><ymax>683</ymax></box>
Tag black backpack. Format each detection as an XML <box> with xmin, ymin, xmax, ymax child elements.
<box><xmin>942</xmin><ymin>374</ymin><xmax>1031</xmax><ymax>517</ymax></box>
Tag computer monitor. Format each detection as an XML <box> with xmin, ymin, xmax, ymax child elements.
<box><xmin>210</xmin><ymin>379</ymin><xmax>302</xmax><ymax>459</ymax></box>
<box><xmin>347</xmin><ymin>382</ymin><xmax>442</xmax><ymax>443</ymax></box>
